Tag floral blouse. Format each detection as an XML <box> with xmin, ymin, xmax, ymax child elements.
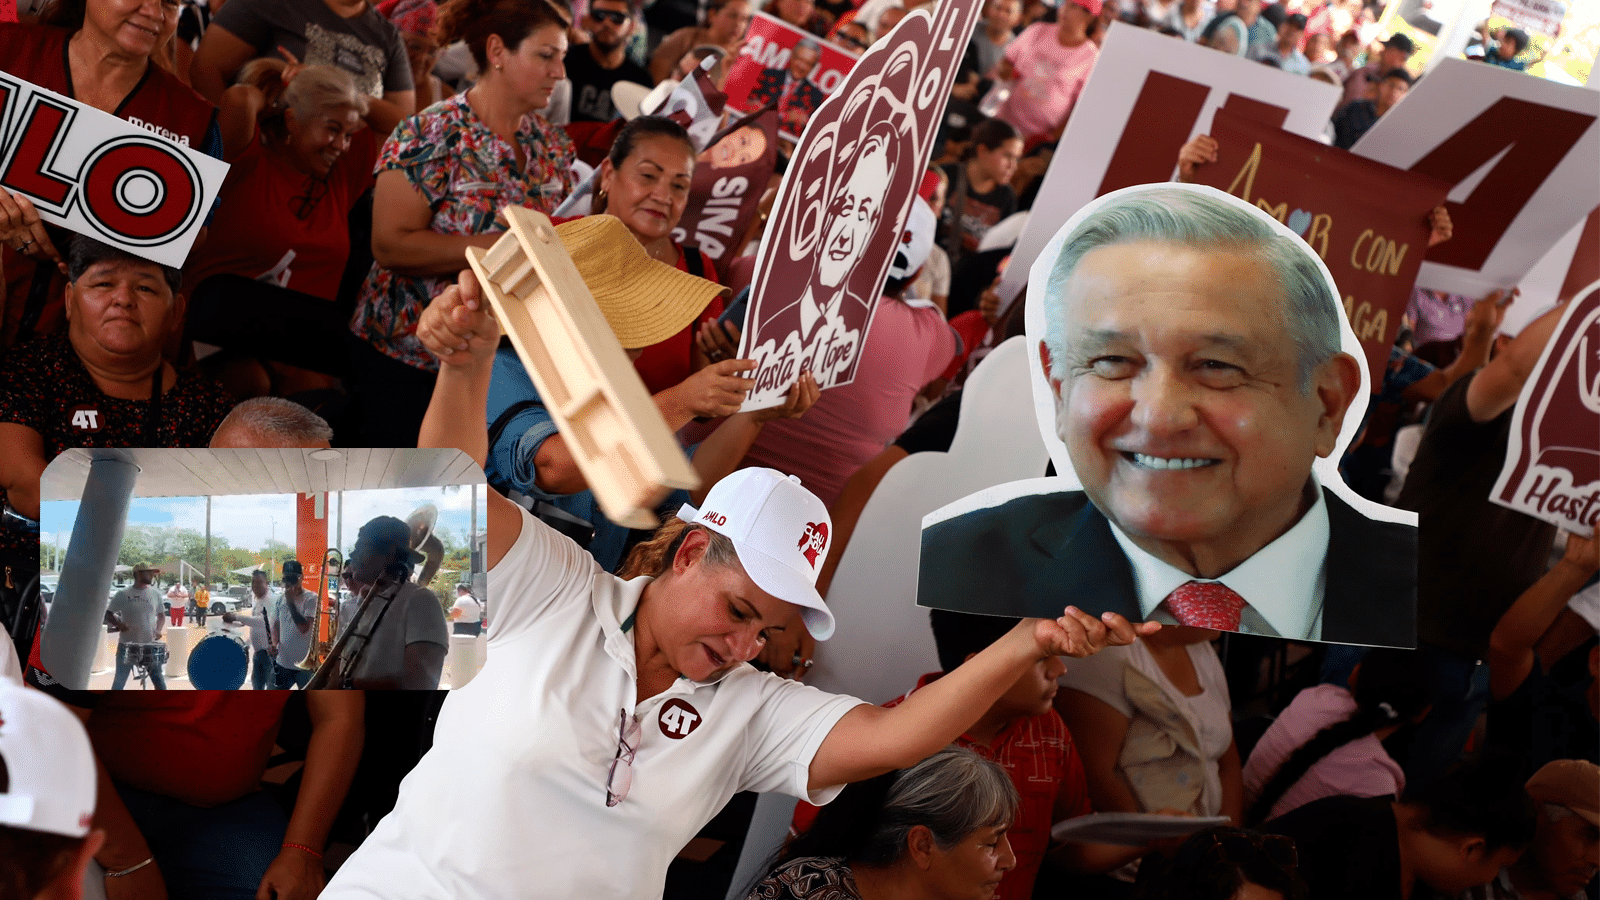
<box><xmin>350</xmin><ymin>93</ymin><xmax>578</xmax><ymax>371</ymax></box>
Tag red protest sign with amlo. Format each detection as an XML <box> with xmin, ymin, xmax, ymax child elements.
<box><xmin>1490</xmin><ymin>282</ymin><xmax>1600</xmax><ymax>536</ymax></box>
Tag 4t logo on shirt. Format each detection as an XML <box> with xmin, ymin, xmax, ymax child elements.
<box><xmin>69</xmin><ymin>406</ymin><xmax>102</xmax><ymax>432</ymax></box>
<box><xmin>658</xmin><ymin>698</ymin><xmax>702</xmax><ymax>739</ymax></box>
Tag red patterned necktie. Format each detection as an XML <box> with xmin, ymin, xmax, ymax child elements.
<box><xmin>1163</xmin><ymin>581</ymin><xmax>1247</xmax><ymax>631</ymax></box>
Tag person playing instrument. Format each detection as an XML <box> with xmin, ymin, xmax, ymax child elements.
<box><xmin>270</xmin><ymin>561</ymin><xmax>319</xmax><ymax>690</ymax></box>
<box><xmin>313</xmin><ymin>267</ymin><xmax>1160</xmax><ymax>898</ymax></box>
<box><xmin>222</xmin><ymin>570</ymin><xmax>278</xmax><ymax>691</ymax></box>
<box><xmin>106</xmin><ymin>565</ymin><xmax>166</xmax><ymax>691</ymax></box>
<box><xmin>327</xmin><ymin>517</ymin><xmax>449</xmax><ymax>690</ymax></box>
<box><xmin>448</xmin><ymin>583</ymin><xmax>483</xmax><ymax>637</ymax></box>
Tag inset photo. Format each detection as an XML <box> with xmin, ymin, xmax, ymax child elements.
<box><xmin>27</xmin><ymin>448</ymin><xmax>489</xmax><ymax>690</ymax></box>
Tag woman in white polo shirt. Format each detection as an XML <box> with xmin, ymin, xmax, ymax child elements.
<box><xmin>317</xmin><ymin>265</ymin><xmax>1157</xmax><ymax>900</ymax></box>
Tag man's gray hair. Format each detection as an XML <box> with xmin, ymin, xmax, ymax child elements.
<box><xmin>214</xmin><ymin>397</ymin><xmax>333</xmax><ymax>446</ymax></box>
<box><xmin>1042</xmin><ymin>187</ymin><xmax>1342</xmax><ymax>393</ymax></box>
<box><xmin>854</xmin><ymin>745</ymin><xmax>1020</xmax><ymax>867</ymax></box>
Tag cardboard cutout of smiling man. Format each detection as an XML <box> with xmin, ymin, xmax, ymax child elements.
<box><xmin>919</xmin><ymin>183</ymin><xmax>1420</xmax><ymax>648</ymax></box>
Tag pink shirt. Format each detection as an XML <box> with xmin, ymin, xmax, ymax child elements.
<box><xmin>997</xmin><ymin>22</ymin><xmax>1099</xmax><ymax>142</ymax></box>
<box><xmin>1242</xmin><ymin>683</ymin><xmax>1406</xmax><ymax>820</ymax></box>
<box><xmin>741</xmin><ymin>298</ymin><xmax>957</xmax><ymax>508</ymax></box>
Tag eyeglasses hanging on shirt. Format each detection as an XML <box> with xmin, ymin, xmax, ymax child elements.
<box><xmin>606</xmin><ymin>708</ymin><xmax>642</xmax><ymax>807</ymax></box>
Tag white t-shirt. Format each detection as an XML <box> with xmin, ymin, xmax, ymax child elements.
<box><xmin>245</xmin><ymin>592</ymin><xmax>277</xmax><ymax>651</ymax></box>
<box><xmin>322</xmin><ymin>504</ymin><xmax>864</xmax><ymax>900</ymax></box>
<box><xmin>338</xmin><ymin>581</ymin><xmax>448</xmax><ymax>689</ymax></box>
<box><xmin>1057</xmin><ymin>638</ymin><xmax>1232</xmax><ymax>817</ymax></box>
<box><xmin>338</xmin><ymin>598</ymin><xmax>361</xmax><ymax>639</ymax></box>
<box><xmin>450</xmin><ymin>594</ymin><xmax>483</xmax><ymax>626</ymax></box>
<box><xmin>109</xmin><ymin>587</ymin><xmax>163</xmax><ymax>645</ymax></box>
<box><xmin>270</xmin><ymin>590</ymin><xmax>318</xmax><ymax>665</ymax></box>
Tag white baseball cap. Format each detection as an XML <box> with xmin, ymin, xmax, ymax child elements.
<box><xmin>0</xmin><ymin>680</ymin><xmax>96</xmax><ymax>837</ymax></box>
<box><xmin>678</xmin><ymin>468</ymin><xmax>838</xmax><ymax>640</ymax></box>
<box><xmin>888</xmin><ymin>196</ymin><xmax>937</xmax><ymax>282</ymax></box>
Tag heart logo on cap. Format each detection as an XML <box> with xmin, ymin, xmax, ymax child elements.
<box><xmin>798</xmin><ymin>522</ymin><xmax>829</xmax><ymax>568</ymax></box>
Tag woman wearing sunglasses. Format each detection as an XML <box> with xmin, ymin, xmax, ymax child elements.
<box><xmin>314</xmin><ymin>269</ymin><xmax>1159</xmax><ymax>899</ymax></box>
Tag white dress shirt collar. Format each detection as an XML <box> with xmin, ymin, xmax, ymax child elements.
<box><xmin>1108</xmin><ymin>481</ymin><xmax>1329</xmax><ymax>640</ymax></box>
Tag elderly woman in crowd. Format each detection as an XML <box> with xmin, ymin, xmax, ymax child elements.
<box><xmin>747</xmin><ymin>746</ymin><xmax>1021</xmax><ymax>899</ymax></box>
<box><xmin>648</xmin><ymin>0</ymin><xmax>753</xmax><ymax>84</ymax></box>
<box><xmin>191</xmin><ymin>0</ymin><xmax>415</xmax><ymax>136</ymax></box>
<box><xmin>0</xmin><ymin>0</ymin><xmax>221</xmax><ymax>350</ymax></box>
<box><xmin>1056</xmin><ymin>627</ymin><xmax>1244</xmax><ymax>826</ymax></box>
<box><xmin>184</xmin><ymin>61</ymin><xmax>375</xmax><ymax>401</ymax></box>
<box><xmin>346</xmin><ymin>0</ymin><xmax>577</xmax><ymax>446</ymax></box>
<box><xmin>0</xmin><ymin>238</ymin><xmax>235</xmax><ymax>564</ymax></box>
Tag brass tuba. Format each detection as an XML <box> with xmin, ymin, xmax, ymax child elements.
<box><xmin>304</xmin><ymin>504</ymin><xmax>438</xmax><ymax>690</ymax></box>
<box><xmin>295</xmin><ymin>548</ymin><xmax>343</xmax><ymax>674</ymax></box>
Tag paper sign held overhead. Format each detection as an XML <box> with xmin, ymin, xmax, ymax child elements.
<box><xmin>466</xmin><ymin>207</ymin><xmax>700</xmax><ymax>529</ymax></box>
<box><xmin>0</xmin><ymin>71</ymin><xmax>229</xmax><ymax>268</ymax></box>
<box><xmin>735</xmin><ymin>0</ymin><xmax>983</xmax><ymax>411</ymax></box>
<box><xmin>1490</xmin><ymin>0</ymin><xmax>1567</xmax><ymax>38</ymax></box>
<box><xmin>1489</xmin><ymin>282</ymin><xmax>1600</xmax><ymax>537</ymax></box>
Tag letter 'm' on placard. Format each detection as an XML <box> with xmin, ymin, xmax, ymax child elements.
<box><xmin>1352</xmin><ymin>59</ymin><xmax>1599</xmax><ymax>297</ymax></box>
<box><xmin>1408</xmin><ymin>98</ymin><xmax>1594</xmax><ymax>271</ymax></box>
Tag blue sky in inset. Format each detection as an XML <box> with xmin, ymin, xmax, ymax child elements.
<box><xmin>40</xmin><ymin>484</ymin><xmax>488</xmax><ymax>566</ymax></box>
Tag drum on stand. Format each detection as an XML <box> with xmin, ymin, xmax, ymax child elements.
<box><xmin>188</xmin><ymin>630</ymin><xmax>249</xmax><ymax>689</ymax></box>
<box><xmin>124</xmin><ymin>642</ymin><xmax>169</xmax><ymax>673</ymax></box>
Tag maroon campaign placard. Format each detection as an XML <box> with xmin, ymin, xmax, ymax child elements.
<box><xmin>1194</xmin><ymin>109</ymin><xmax>1450</xmax><ymax>379</ymax></box>
<box><xmin>734</xmin><ymin>0</ymin><xmax>983</xmax><ymax>410</ymax></box>
<box><xmin>721</xmin><ymin>12</ymin><xmax>860</xmax><ymax>141</ymax></box>
<box><xmin>1490</xmin><ymin>282</ymin><xmax>1600</xmax><ymax>536</ymax></box>
<box><xmin>671</xmin><ymin>110</ymin><xmax>780</xmax><ymax>265</ymax></box>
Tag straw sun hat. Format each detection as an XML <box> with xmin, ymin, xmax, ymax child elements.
<box><xmin>553</xmin><ymin>215</ymin><xmax>729</xmax><ymax>350</ymax></box>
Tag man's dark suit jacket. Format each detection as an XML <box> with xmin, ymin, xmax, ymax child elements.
<box><xmin>918</xmin><ymin>488</ymin><xmax>1417</xmax><ymax>648</ymax></box>
<box><xmin>747</xmin><ymin>66</ymin><xmax>825</xmax><ymax>113</ymax></box>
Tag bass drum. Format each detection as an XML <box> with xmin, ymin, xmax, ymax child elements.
<box><xmin>188</xmin><ymin>631</ymin><xmax>249</xmax><ymax>690</ymax></box>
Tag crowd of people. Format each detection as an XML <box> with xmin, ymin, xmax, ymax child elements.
<box><xmin>0</xmin><ymin>0</ymin><xmax>1593</xmax><ymax>897</ymax></box>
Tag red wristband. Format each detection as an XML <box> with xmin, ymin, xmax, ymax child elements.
<box><xmin>282</xmin><ymin>842</ymin><xmax>323</xmax><ymax>859</ymax></box>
